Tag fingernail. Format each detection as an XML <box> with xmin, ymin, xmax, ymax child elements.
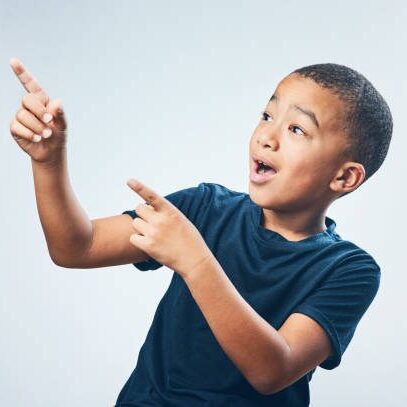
<box><xmin>33</xmin><ymin>134</ymin><xmax>42</xmax><ymax>142</ymax></box>
<box><xmin>42</xmin><ymin>128</ymin><xmax>52</xmax><ymax>138</ymax></box>
<box><xmin>42</xmin><ymin>113</ymin><xmax>53</xmax><ymax>123</ymax></box>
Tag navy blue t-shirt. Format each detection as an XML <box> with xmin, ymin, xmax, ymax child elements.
<box><xmin>115</xmin><ymin>182</ymin><xmax>380</xmax><ymax>407</ymax></box>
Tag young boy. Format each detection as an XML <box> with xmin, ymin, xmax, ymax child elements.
<box><xmin>9</xmin><ymin>58</ymin><xmax>392</xmax><ymax>406</ymax></box>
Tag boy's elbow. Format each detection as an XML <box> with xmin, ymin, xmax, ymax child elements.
<box><xmin>253</xmin><ymin>378</ymin><xmax>282</xmax><ymax>396</ymax></box>
<box><xmin>253</xmin><ymin>376</ymin><xmax>289</xmax><ymax>396</ymax></box>
<box><xmin>49</xmin><ymin>251</ymin><xmax>77</xmax><ymax>269</ymax></box>
<box><xmin>251</xmin><ymin>358</ymin><xmax>292</xmax><ymax>395</ymax></box>
<box><xmin>50</xmin><ymin>253</ymin><xmax>69</xmax><ymax>268</ymax></box>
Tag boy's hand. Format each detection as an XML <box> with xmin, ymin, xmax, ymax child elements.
<box><xmin>126</xmin><ymin>178</ymin><xmax>214</xmax><ymax>278</ymax></box>
<box><xmin>9</xmin><ymin>57</ymin><xmax>67</xmax><ymax>165</ymax></box>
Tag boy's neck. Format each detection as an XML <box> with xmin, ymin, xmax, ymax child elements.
<box><xmin>260</xmin><ymin>206</ymin><xmax>328</xmax><ymax>242</ymax></box>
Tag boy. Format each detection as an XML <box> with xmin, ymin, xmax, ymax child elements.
<box><xmin>9</xmin><ymin>58</ymin><xmax>392</xmax><ymax>406</ymax></box>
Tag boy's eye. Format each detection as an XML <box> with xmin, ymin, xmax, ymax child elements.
<box><xmin>289</xmin><ymin>125</ymin><xmax>305</xmax><ymax>136</ymax></box>
<box><xmin>261</xmin><ymin>111</ymin><xmax>306</xmax><ymax>136</ymax></box>
<box><xmin>261</xmin><ymin>111</ymin><xmax>272</xmax><ymax>121</ymax></box>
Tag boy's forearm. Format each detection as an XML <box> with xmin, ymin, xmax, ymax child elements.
<box><xmin>183</xmin><ymin>257</ymin><xmax>291</xmax><ymax>395</ymax></box>
<box><xmin>31</xmin><ymin>150</ymin><xmax>93</xmax><ymax>266</ymax></box>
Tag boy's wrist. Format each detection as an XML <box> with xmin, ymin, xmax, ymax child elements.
<box><xmin>31</xmin><ymin>150</ymin><xmax>67</xmax><ymax>171</ymax></box>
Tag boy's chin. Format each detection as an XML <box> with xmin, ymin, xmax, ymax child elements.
<box><xmin>248</xmin><ymin>190</ymin><xmax>278</xmax><ymax>209</ymax></box>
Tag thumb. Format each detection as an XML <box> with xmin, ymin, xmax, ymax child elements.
<box><xmin>47</xmin><ymin>98</ymin><xmax>66</xmax><ymax>130</ymax></box>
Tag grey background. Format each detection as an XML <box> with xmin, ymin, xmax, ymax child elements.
<box><xmin>0</xmin><ymin>1</ymin><xmax>405</xmax><ymax>406</ymax></box>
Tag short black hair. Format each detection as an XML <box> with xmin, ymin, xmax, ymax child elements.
<box><xmin>290</xmin><ymin>63</ymin><xmax>393</xmax><ymax>198</ymax></box>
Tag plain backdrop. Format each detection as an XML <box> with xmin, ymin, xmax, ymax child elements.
<box><xmin>1</xmin><ymin>1</ymin><xmax>405</xmax><ymax>406</ymax></box>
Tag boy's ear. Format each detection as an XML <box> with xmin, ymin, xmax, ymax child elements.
<box><xmin>330</xmin><ymin>162</ymin><xmax>366</xmax><ymax>194</ymax></box>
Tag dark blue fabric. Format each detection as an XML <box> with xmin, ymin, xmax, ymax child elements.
<box><xmin>115</xmin><ymin>182</ymin><xmax>380</xmax><ymax>406</ymax></box>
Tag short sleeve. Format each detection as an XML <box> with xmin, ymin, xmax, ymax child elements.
<box><xmin>122</xmin><ymin>182</ymin><xmax>209</xmax><ymax>271</ymax></box>
<box><xmin>292</xmin><ymin>252</ymin><xmax>381</xmax><ymax>370</ymax></box>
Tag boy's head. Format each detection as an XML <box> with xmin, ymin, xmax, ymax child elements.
<box><xmin>249</xmin><ymin>62</ymin><xmax>393</xmax><ymax>212</ymax></box>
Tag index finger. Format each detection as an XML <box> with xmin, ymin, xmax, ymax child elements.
<box><xmin>126</xmin><ymin>178</ymin><xmax>169</xmax><ymax>211</ymax></box>
<box><xmin>10</xmin><ymin>57</ymin><xmax>49</xmax><ymax>100</ymax></box>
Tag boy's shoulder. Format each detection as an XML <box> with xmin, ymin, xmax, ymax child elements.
<box><xmin>199</xmin><ymin>181</ymin><xmax>246</xmax><ymax>196</ymax></box>
<box><xmin>167</xmin><ymin>181</ymin><xmax>244</xmax><ymax>200</ymax></box>
<box><xmin>169</xmin><ymin>182</ymin><xmax>246</xmax><ymax>211</ymax></box>
<box><xmin>328</xmin><ymin>234</ymin><xmax>382</xmax><ymax>276</ymax></box>
<box><xmin>197</xmin><ymin>182</ymin><xmax>248</xmax><ymax>202</ymax></box>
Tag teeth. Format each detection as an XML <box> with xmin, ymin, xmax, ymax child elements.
<box><xmin>257</xmin><ymin>160</ymin><xmax>271</xmax><ymax>167</ymax></box>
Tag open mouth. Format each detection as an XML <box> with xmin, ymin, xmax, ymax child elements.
<box><xmin>254</xmin><ymin>159</ymin><xmax>277</xmax><ymax>174</ymax></box>
<box><xmin>250</xmin><ymin>158</ymin><xmax>278</xmax><ymax>184</ymax></box>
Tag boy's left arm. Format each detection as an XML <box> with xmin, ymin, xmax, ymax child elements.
<box><xmin>183</xmin><ymin>255</ymin><xmax>332</xmax><ymax>396</ymax></box>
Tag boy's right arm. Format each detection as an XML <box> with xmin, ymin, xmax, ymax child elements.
<box><xmin>10</xmin><ymin>57</ymin><xmax>150</xmax><ymax>270</ymax></box>
<box><xmin>83</xmin><ymin>214</ymin><xmax>151</xmax><ymax>269</ymax></box>
<box><xmin>32</xmin><ymin>155</ymin><xmax>150</xmax><ymax>269</ymax></box>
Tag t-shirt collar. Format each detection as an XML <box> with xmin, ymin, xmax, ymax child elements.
<box><xmin>248</xmin><ymin>198</ymin><xmax>339</xmax><ymax>245</ymax></box>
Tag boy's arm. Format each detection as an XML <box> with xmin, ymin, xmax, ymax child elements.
<box><xmin>70</xmin><ymin>213</ymin><xmax>150</xmax><ymax>269</ymax></box>
<box><xmin>183</xmin><ymin>256</ymin><xmax>332</xmax><ymax>396</ymax></box>
<box><xmin>31</xmin><ymin>153</ymin><xmax>91</xmax><ymax>266</ymax></box>
<box><xmin>32</xmin><ymin>155</ymin><xmax>149</xmax><ymax>269</ymax></box>
<box><xmin>9</xmin><ymin>58</ymin><xmax>149</xmax><ymax>270</ymax></box>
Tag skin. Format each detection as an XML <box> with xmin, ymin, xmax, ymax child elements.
<box><xmin>249</xmin><ymin>73</ymin><xmax>365</xmax><ymax>241</ymax></box>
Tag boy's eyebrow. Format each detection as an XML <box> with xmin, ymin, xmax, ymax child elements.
<box><xmin>269</xmin><ymin>93</ymin><xmax>320</xmax><ymax>129</ymax></box>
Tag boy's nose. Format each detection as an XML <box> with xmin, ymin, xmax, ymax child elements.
<box><xmin>257</xmin><ymin>133</ymin><xmax>279</xmax><ymax>151</ymax></box>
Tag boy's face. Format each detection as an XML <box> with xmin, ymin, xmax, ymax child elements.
<box><xmin>249</xmin><ymin>73</ymin><xmax>350</xmax><ymax>211</ymax></box>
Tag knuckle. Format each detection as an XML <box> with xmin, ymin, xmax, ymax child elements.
<box><xmin>16</xmin><ymin>108</ymin><xmax>26</xmax><ymax>121</ymax></box>
<box><xmin>22</xmin><ymin>93</ymin><xmax>31</xmax><ymax>106</ymax></box>
<box><xmin>41</xmin><ymin>91</ymin><xmax>50</xmax><ymax>104</ymax></box>
<box><xmin>168</xmin><ymin>208</ymin><xmax>180</xmax><ymax>219</ymax></box>
<box><xmin>135</xmin><ymin>203</ymin><xmax>145</xmax><ymax>212</ymax></box>
<box><xmin>154</xmin><ymin>217</ymin><xmax>166</xmax><ymax>229</ymax></box>
<box><xmin>9</xmin><ymin>120</ymin><xmax>16</xmax><ymax>133</ymax></box>
<box><xmin>147</xmin><ymin>196</ymin><xmax>157</xmax><ymax>205</ymax></box>
<box><xmin>149</xmin><ymin>228</ymin><xmax>159</xmax><ymax>240</ymax></box>
<box><xmin>144</xmin><ymin>236</ymin><xmax>155</xmax><ymax>248</ymax></box>
<box><xmin>35</xmin><ymin>92</ymin><xmax>47</xmax><ymax>105</ymax></box>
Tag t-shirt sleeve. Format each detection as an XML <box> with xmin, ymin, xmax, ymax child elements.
<box><xmin>121</xmin><ymin>181</ymin><xmax>209</xmax><ymax>271</ymax></box>
<box><xmin>292</xmin><ymin>252</ymin><xmax>381</xmax><ymax>370</ymax></box>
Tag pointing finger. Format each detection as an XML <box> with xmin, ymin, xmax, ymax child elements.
<box><xmin>10</xmin><ymin>57</ymin><xmax>49</xmax><ymax>104</ymax></box>
<box><xmin>126</xmin><ymin>178</ymin><xmax>169</xmax><ymax>212</ymax></box>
